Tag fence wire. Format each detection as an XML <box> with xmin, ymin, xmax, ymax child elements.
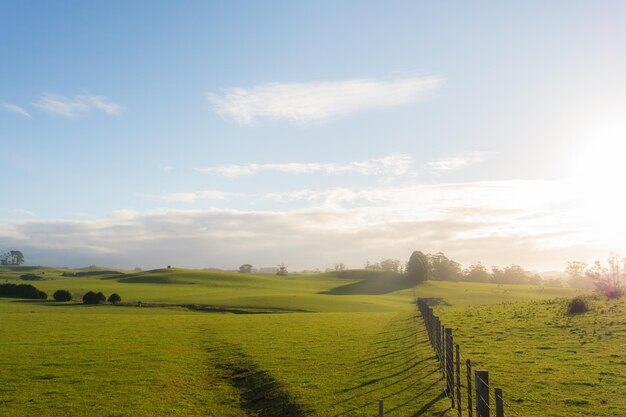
<box><xmin>417</xmin><ymin>298</ymin><xmax>525</xmax><ymax>417</ymax></box>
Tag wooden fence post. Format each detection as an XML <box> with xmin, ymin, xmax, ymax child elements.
<box><xmin>495</xmin><ymin>388</ymin><xmax>503</xmax><ymax>417</ymax></box>
<box><xmin>379</xmin><ymin>399</ymin><xmax>384</xmax><ymax>417</ymax></box>
<box><xmin>434</xmin><ymin>317</ymin><xmax>441</xmax><ymax>367</ymax></box>
<box><xmin>466</xmin><ymin>360</ymin><xmax>473</xmax><ymax>417</ymax></box>
<box><xmin>440</xmin><ymin>323</ymin><xmax>446</xmax><ymax>377</ymax></box>
<box><xmin>445</xmin><ymin>328</ymin><xmax>455</xmax><ymax>407</ymax></box>
<box><xmin>455</xmin><ymin>344</ymin><xmax>462</xmax><ymax>417</ymax></box>
<box><xmin>475</xmin><ymin>370</ymin><xmax>489</xmax><ymax>417</ymax></box>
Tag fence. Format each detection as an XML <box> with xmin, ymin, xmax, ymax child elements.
<box><xmin>415</xmin><ymin>298</ymin><xmax>524</xmax><ymax>417</ymax></box>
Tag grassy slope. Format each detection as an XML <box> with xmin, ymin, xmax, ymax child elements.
<box><xmin>0</xmin><ymin>266</ymin><xmax>584</xmax><ymax>416</ymax></box>
<box><xmin>434</xmin><ymin>297</ymin><xmax>626</xmax><ymax>417</ymax></box>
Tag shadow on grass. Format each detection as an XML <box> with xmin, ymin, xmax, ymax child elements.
<box><xmin>330</xmin><ymin>311</ymin><xmax>451</xmax><ymax>417</ymax></box>
<box><xmin>320</xmin><ymin>272</ymin><xmax>414</xmax><ymax>295</ymax></box>
<box><xmin>209</xmin><ymin>344</ymin><xmax>309</xmax><ymax>417</ymax></box>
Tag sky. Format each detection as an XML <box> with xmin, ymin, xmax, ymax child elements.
<box><xmin>2</xmin><ymin>1</ymin><xmax>626</xmax><ymax>271</ymax></box>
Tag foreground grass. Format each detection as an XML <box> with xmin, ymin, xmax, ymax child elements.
<box><xmin>0</xmin><ymin>266</ymin><xmax>585</xmax><ymax>416</ymax></box>
<box><xmin>434</xmin><ymin>297</ymin><xmax>626</xmax><ymax>417</ymax></box>
<box><xmin>0</xmin><ymin>299</ymin><xmax>454</xmax><ymax>416</ymax></box>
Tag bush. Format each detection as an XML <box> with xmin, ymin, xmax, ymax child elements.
<box><xmin>20</xmin><ymin>274</ymin><xmax>43</xmax><ymax>281</ymax></box>
<box><xmin>567</xmin><ymin>296</ymin><xmax>590</xmax><ymax>314</ymax></box>
<box><xmin>83</xmin><ymin>291</ymin><xmax>106</xmax><ymax>304</ymax></box>
<box><xmin>0</xmin><ymin>283</ymin><xmax>47</xmax><ymax>299</ymax></box>
<box><xmin>53</xmin><ymin>289</ymin><xmax>72</xmax><ymax>302</ymax></box>
<box><xmin>107</xmin><ymin>293</ymin><xmax>121</xmax><ymax>304</ymax></box>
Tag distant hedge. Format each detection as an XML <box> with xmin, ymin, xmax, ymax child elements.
<box><xmin>20</xmin><ymin>274</ymin><xmax>44</xmax><ymax>281</ymax></box>
<box><xmin>83</xmin><ymin>291</ymin><xmax>106</xmax><ymax>304</ymax></box>
<box><xmin>0</xmin><ymin>283</ymin><xmax>48</xmax><ymax>300</ymax></box>
<box><xmin>53</xmin><ymin>289</ymin><xmax>72</xmax><ymax>302</ymax></box>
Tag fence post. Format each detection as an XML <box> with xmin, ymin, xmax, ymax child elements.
<box><xmin>455</xmin><ymin>344</ymin><xmax>462</xmax><ymax>417</ymax></box>
<box><xmin>379</xmin><ymin>399</ymin><xmax>384</xmax><ymax>417</ymax></box>
<box><xmin>475</xmin><ymin>370</ymin><xmax>490</xmax><ymax>417</ymax></box>
<box><xmin>434</xmin><ymin>317</ymin><xmax>441</xmax><ymax>367</ymax></box>
<box><xmin>445</xmin><ymin>328</ymin><xmax>455</xmax><ymax>407</ymax></box>
<box><xmin>495</xmin><ymin>388</ymin><xmax>503</xmax><ymax>417</ymax></box>
<box><xmin>466</xmin><ymin>360</ymin><xmax>473</xmax><ymax>417</ymax></box>
<box><xmin>440</xmin><ymin>323</ymin><xmax>446</xmax><ymax>377</ymax></box>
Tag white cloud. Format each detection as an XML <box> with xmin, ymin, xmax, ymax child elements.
<box><xmin>158</xmin><ymin>165</ymin><xmax>174</xmax><ymax>173</ymax></box>
<box><xmin>1</xmin><ymin>178</ymin><xmax>611</xmax><ymax>271</ymax></box>
<box><xmin>1</xmin><ymin>102</ymin><xmax>31</xmax><ymax>118</ymax></box>
<box><xmin>206</xmin><ymin>75</ymin><xmax>443</xmax><ymax>125</ymax></box>
<box><xmin>194</xmin><ymin>153</ymin><xmax>413</xmax><ymax>179</ymax></box>
<box><xmin>33</xmin><ymin>93</ymin><xmax>123</xmax><ymax>117</ymax></box>
<box><xmin>146</xmin><ymin>190</ymin><xmax>230</xmax><ymax>203</ymax></box>
<box><xmin>425</xmin><ymin>151</ymin><xmax>496</xmax><ymax>174</ymax></box>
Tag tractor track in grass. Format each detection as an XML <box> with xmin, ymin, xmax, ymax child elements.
<box><xmin>206</xmin><ymin>339</ymin><xmax>310</xmax><ymax>417</ymax></box>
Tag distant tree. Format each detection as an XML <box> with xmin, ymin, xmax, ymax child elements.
<box><xmin>53</xmin><ymin>289</ymin><xmax>72</xmax><ymax>302</ymax></box>
<box><xmin>407</xmin><ymin>251</ymin><xmax>430</xmax><ymax>285</ymax></box>
<box><xmin>0</xmin><ymin>250</ymin><xmax>24</xmax><ymax>266</ymax></box>
<box><xmin>276</xmin><ymin>263</ymin><xmax>288</xmax><ymax>276</ymax></box>
<box><xmin>463</xmin><ymin>262</ymin><xmax>491</xmax><ymax>282</ymax></box>
<box><xmin>334</xmin><ymin>262</ymin><xmax>346</xmax><ymax>271</ymax></box>
<box><xmin>107</xmin><ymin>293</ymin><xmax>122</xmax><ymax>304</ymax></box>
<box><xmin>83</xmin><ymin>291</ymin><xmax>106</xmax><ymax>304</ymax></box>
<box><xmin>566</xmin><ymin>261</ymin><xmax>593</xmax><ymax>289</ymax></box>
<box><xmin>0</xmin><ymin>283</ymin><xmax>47</xmax><ymax>299</ymax></box>
<box><xmin>134</xmin><ymin>267</ymin><xmax>142</xmax><ymax>271</ymax></box>
<box><xmin>491</xmin><ymin>264</ymin><xmax>536</xmax><ymax>285</ymax></box>
<box><xmin>239</xmin><ymin>264</ymin><xmax>253</xmax><ymax>273</ymax></box>
<box><xmin>379</xmin><ymin>259</ymin><xmax>401</xmax><ymax>273</ymax></box>
<box><xmin>428</xmin><ymin>252</ymin><xmax>461</xmax><ymax>281</ymax></box>
<box><xmin>585</xmin><ymin>254</ymin><xmax>625</xmax><ymax>299</ymax></box>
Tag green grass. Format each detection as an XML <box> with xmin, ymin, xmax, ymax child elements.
<box><xmin>434</xmin><ymin>297</ymin><xmax>626</xmax><ymax>417</ymax></box>
<box><xmin>0</xmin><ymin>266</ymin><xmax>587</xmax><ymax>416</ymax></box>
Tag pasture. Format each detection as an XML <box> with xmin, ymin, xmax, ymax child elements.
<box><xmin>433</xmin><ymin>297</ymin><xmax>626</xmax><ymax>417</ymax></box>
<box><xmin>0</xmin><ymin>266</ymin><xmax>589</xmax><ymax>416</ymax></box>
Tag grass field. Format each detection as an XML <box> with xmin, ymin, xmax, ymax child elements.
<box><xmin>434</xmin><ymin>297</ymin><xmax>626</xmax><ymax>417</ymax></box>
<box><xmin>0</xmin><ymin>266</ymin><xmax>587</xmax><ymax>416</ymax></box>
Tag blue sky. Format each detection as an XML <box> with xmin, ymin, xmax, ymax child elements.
<box><xmin>2</xmin><ymin>1</ymin><xmax>626</xmax><ymax>270</ymax></box>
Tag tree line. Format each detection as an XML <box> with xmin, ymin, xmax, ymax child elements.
<box><xmin>363</xmin><ymin>252</ymin><xmax>547</xmax><ymax>286</ymax></box>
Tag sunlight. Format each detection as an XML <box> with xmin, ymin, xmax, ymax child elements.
<box><xmin>570</xmin><ymin>117</ymin><xmax>626</xmax><ymax>242</ymax></box>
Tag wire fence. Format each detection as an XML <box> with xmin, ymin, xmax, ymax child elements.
<box><xmin>416</xmin><ymin>298</ymin><xmax>525</xmax><ymax>417</ymax></box>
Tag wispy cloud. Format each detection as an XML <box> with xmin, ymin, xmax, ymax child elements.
<box><xmin>194</xmin><ymin>153</ymin><xmax>413</xmax><ymax>179</ymax></box>
<box><xmin>207</xmin><ymin>75</ymin><xmax>443</xmax><ymax>125</ymax></box>
<box><xmin>158</xmin><ymin>165</ymin><xmax>174</xmax><ymax>173</ymax></box>
<box><xmin>145</xmin><ymin>190</ymin><xmax>230</xmax><ymax>203</ymax></box>
<box><xmin>1</xmin><ymin>102</ymin><xmax>31</xmax><ymax>118</ymax></box>
<box><xmin>425</xmin><ymin>151</ymin><xmax>496</xmax><ymax>174</ymax></box>
<box><xmin>0</xmin><ymin>208</ymin><xmax>37</xmax><ymax>217</ymax></box>
<box><xmin>33</xmin><ymin>93</ymin><xmax>123</xmax><ymax>117</ymax></box>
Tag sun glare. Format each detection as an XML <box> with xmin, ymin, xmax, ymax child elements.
<box><xmin>570</xmin><ymin>119</ymin><xmax>626</xmax><ymax>241</ymax></box>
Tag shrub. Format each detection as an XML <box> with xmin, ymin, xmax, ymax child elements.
<box><xmin>0</xmin><ymin>283</ymin><xmax>47</xmax><ymax>299</ymax></box>
<box><xmin>20</xmin><ymin>274</ymin><xmax>43</xmax><ymax>281</ymax></box>
<box><xmin>107</xmin><ymin>293</ymin><xmax>121</xmax><ymax>304</ymax></box>
<box><xmin>53</xmin><ymin>289</ymin><xmax>72</xmax><ymax>302</ymax></box>
<box><xmin>83</xmin><ymin>291</ymin><xmax>106</xmax><ymax>304</ymax></box>
<box><xmin>567</xmin><ymin>296</ymin><xmax>590</xmax><ymax>314</ymax></box>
